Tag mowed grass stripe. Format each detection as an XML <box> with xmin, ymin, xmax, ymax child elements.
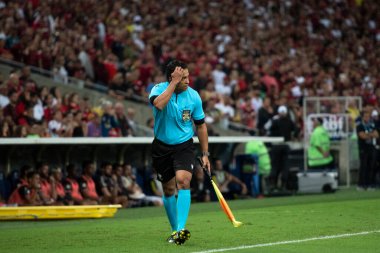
<box><xmin>191</xmin><ymin>230</ymin><xmax>380</xmax><ymax>253</ymax></box>
<box><xmin>0</xmin><ymin>188</ymin><xmax>379</xmax><ymax>253</ymax></box>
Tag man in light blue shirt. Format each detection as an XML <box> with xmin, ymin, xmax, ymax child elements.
<box><xmin>149</xmin><ymin>60</ymin><xmax>210</xmax><ymax>245</ymax></box>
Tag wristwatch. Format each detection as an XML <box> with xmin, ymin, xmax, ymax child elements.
<box><xmin>202</xmin><ymin>151</ymin><xmax>210</xmax><ymax>157</ymax></box>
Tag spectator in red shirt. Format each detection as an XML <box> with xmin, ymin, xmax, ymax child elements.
<box><xmin>63</xmin><ymin>164</ymin><xmax>97</xmax><ymax>205</ymax></box>
<box><xmin>8</xmin><ymin>171</ymin><xmax>43</xmax><ymax>206</ymax></box>
<box><xmin>15</xmin><ymin>165</ymin><xmax>34</xmax><ymax>190</ymax></box>
<box><xmin>79</xmin><ymin>160</ymin><xmax>100</xmax><ymax>204</ymax></box>
<box><xmin>52</xmin><ymin>167</ymin><xmax>73</xmax><ymax>206</ymax></box>
<box><xmin>68</xmin><ymin>93</ymin><xmax>81</xmax><ymax>113</ymax></box>
<box><xmin>37</xmin><ymin>162</ymin><xmax>57</xmax><ymax>205</ymax></box>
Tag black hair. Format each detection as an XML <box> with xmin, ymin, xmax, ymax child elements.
<box><xmin>82</xmin><ymin>160</ymin><xmax>93</xmax><ymax>170</ymax></box>
<box><xmin>66</xmin><ymin>163</ymin><xmax>76</xmax><ymax>173</ymax></box>
<box><xmin>36</xmin><ymin>161</ymin><xmax>48</xmax><ymax>171</ymax></box>
<box><xmin>113</xmin><ymin>163</ymin><xmax>122</xmax><ymax>171</ymax></box>
<box><xmin>7</xmin><ymin>89</ymin><xmax>18</xmax><ymax>98</ymax></box>
<box><xmin>101</xmin><ymin>161</ymin><xmax>113</xmax><ymax>168</ymax></box>
<box><xmin>50</xmin><ymin>86</ymin><xmax>57</xmax><ymax>96</ymax></box>
<box><xmin>20</xmin><ymin>165</ymin><xmax>32</xmax><ymax>177</ymax></box>
<box><xmin>165</xmin><ymin>60</ymin><xmax>187</xmax><ymax>82</ymax></box>
<box><xmin>26</xmin><ymin>171</ymin><xmax>38</xmax><ymax>179</ymax></box>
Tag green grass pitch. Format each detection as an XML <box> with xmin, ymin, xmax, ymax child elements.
<box><xmin>0</xmin><ymin>188</ymin><xmax>379</xmax><ymax>253</ymax></box>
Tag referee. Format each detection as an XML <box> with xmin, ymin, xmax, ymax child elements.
<box><xmin>149</xmin><ymin>60</ymin><xmax>211</xmax><ymax>245</ymax></box>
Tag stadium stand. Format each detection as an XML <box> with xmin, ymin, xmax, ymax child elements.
<box><xmin>1</xmin><ymin>0</ymin><xmax>380</xmax><ymax>204</ymax></box>
<box><xmin>0</xmin><ymin>0</ymin><xmax>378</xmax><ymax>137</ymax></box>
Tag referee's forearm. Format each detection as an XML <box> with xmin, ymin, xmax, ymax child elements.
<box><xmin>197</xmin><ymin>123</ymin><xmax>209</xmax><ymax>152</ymax></box>
<box><xmin>153</xmin><ymin>82</ymin><xmax>177</xmax><ymax>110</ymax></box>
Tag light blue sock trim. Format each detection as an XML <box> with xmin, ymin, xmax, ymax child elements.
<box><xmin>176</xmin><ymin>189</ymin><xmax>191</xmax><ymax>231</ymax></box>
<box><xmin>163</xmin><ymin>195</ymin><xmax>177</xmax><ymax>232</ymax></box>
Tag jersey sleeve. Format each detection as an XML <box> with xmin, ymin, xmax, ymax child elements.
<box><xmin>149</xmin><ymin>83</ymin><xmax>165</xmax><ymax>99</ymax></box>
<box><xmin>192</xmin><ymin>92</ymin><xmax>205</xmax><ymax>121</ymax></box>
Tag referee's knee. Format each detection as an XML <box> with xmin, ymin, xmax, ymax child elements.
<box><xmin>176</xmin><ymin>179</ymin><xmax>191</xmax><ymax>189</ymax></box>
<box><xmin>176</xmin><ymin>170</ymin><xmax>192</xmax><ymax>189</ymax></box>
<box><xmin>163</xmin><ymin>185</ymin><xmax>176</xmax><ymax>196</ymax></box>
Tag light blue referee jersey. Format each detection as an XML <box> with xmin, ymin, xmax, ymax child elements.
<box><xmin>149</xmin><ymin>82</ymin><xmax>205</xmax><ymax>145</ymax></box>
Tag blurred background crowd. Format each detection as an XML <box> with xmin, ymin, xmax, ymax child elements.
<box><xmin>1</xmin><ymin>0</ymin><xmax>379</xmax><ymax>138</ymax></box>
<box><xmin>1</xmin><ymin>0</ymin><xmax>380</xmax><ymax>205</ymax></box>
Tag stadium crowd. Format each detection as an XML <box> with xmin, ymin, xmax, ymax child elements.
<box><xmin>1</xmin><ymin>0</ymin><xmax>380</xmax><ymax>205</ymax></box>
<box><xmin>0</xmin><ymin>0</ymin><xmax>379</xmax><ymax>137</ymax></box>
<box><xmin>0</xmin><ymin>66</ymin><xmax>142</xmax><ymax>137</ymax></box>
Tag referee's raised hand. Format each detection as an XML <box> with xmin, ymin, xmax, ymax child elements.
<box><xmin>171</xmin><ymin>67</ymin><xmax>184</xmax><ymax>85</ymax></box>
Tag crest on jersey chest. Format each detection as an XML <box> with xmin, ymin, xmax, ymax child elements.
<box><xmin>182</xmin><ymin>110</ymin><xmax>191</xmax><ymax>122</ymax></box>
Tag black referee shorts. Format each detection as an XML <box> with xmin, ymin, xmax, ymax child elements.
<box><xmin>151</xmin><ymin>138</ymin><xmax>195</xmax><ymax>183</ymax></box>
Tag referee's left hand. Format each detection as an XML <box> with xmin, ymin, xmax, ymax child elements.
<box><xmin>201</xmin><ymin>156</ymin><xmax>211</xmax><ymax>174</ymax></box>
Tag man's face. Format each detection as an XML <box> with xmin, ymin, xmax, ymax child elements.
<box><xmin>54</xmin><ymin>170</ymin><xmax>62</xmax><ymax>181</ymax></box>
<box><xmin>313</xmin><ymin>119</ymin><xmax>320</xmax><ymax>129</ymax></box>
<box><xmin>264</xmin><ymin>98</ymin><xmax>271</xmax><ymax>107</ymax></box>
<box><xmin>115</xmin><ymin>166</ymin><xmax>122</xmax><ymax>176</ymax></box>
<box><xmin>363</xmin><ymin>112</ymin><xmax>370</xmax><ymax>123</ymax></box>
<box><xmin>123</xmin><ymin>165</ymin><xmax>132</xmax><ymax>176</ymax></box>
<box><xmin>30</xmin><ymin>174</ymin><xmax>41</xmax><ymax>189</ymax></box>
<box><xmin>105</xmin><ymin>165</ymin><xmax>112</xmax><ymax>176</ymax></box>
<box><xmin>89</xmin><ymin>164</ymin><xmax>96</xmax><ymax>174</ymax></box>
<box><xmin>55</xmin><ymin>111</ymin><xmax>63</xmax><ymax>121</ymax></box>
<box><xmin>115</xmin><ymin>105</ymin><xmax>123</xmax><ymax>115</ymax></box>
<box><xmin>175</xmin><ymin>68</ymin><xmax>190</xmax><ymax>92</ymax></box>
<box><xmin>41</xmin><ymin>165</ymin><xmax>49</xmax><ymax>177</ymax></box>
<box><xmin>215</xmin><ymin>160</ymin><xmax>223</xmax><ymax>170</ymax></box>
<box><xmin>10</xmin><ymin>93</ymin><xmax>18</xmax><ymax>104</ymax></box>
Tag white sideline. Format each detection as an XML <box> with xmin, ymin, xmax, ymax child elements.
<box><xmin>191</xmin><ymin>230</ymin><xmax>380</xmax><ymax>253</ymax></box>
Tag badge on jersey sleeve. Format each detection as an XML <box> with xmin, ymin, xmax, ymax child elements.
<box><xmin>182</xmin><ymin>110</ymin><xmax>191</xmax><ymax>122</ymax></box>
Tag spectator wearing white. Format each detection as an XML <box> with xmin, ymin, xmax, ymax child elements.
<box><xmin>212</xmin><ymin>64</ymin><xmax>228</xmax><ymax>94</ymax></box>
<box><xmin>215</xmin><ymin>95</ymin><xmax>235</xmax><ymax>130</ymax></box>
<box><xmin>126</xmin><ymin>107</ymin><xmax>137</xmax><ymax>136</ymax></box>
<box><xmin>215</xmin><ymin>25</ymin><xmax>232</xmax><ymax>55</ymax></box>
<box><xmin>48</xmin><ymin>110</ymin><xmax>64</xmax><ymax>137</ymax></box>
<box><xmin>121</xmin><ymin>164</ymin><xmax>162</xmax><ymax>206</ymax></box>
<box><xmin>53</xmin><ymin>56</ymin><xmax>69</xmax><ymax>84</ymax></box>
<box><xmin>250</xmin><ymin>87</ymin><xmax>263</xmax><ymax>112</ymax></box>
<box><xmin>0</xmin><ymin>90</ymin><xmax>9</xmax><ymax>109</ymax></box>
<box><xmin>78</xmin><ymin>43</ymin><xmax>94</xmax><ymax>79</ymax></box>
<box><xmin>49</xmin><ymin>87</ymin><xmax>63</xmax><ymax>107</ymax></box>
<box><xmin>115</xmin><ymin>102</ymin><xmax>134</xmax><ymax>137</ymax></box>
<box><xmin>97</xmin><ymin>17</ymin><xmax>106</xmax><ymax>43</ymax></box>
<box><xmin>33</xmin><ymin>93</ymin><xmax>45</xmax><ymax>123</ymax></box>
